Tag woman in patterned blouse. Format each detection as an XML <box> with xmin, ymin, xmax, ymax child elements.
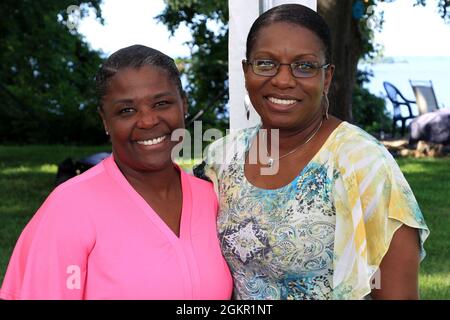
<box><xmin>197</xmin><ymin>4</ymin><xmax>429</xmax><ymax>300</ymax></box>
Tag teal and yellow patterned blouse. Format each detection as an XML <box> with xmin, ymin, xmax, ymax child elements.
<box><xmin>201</xmin><ymin>122</ymin><xmax>429</xmax><ymax>300</ymax></box>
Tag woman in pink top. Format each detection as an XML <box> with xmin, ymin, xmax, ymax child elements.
<box><xmin>0</xmin><ymin>45</ymin><xmax>233</xmax><ymax>300</ymax></box>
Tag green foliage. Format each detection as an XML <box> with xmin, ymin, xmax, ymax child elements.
<box><xmin>353</xmin><ymin>0</ymin><xmax>385</xmax><ymax>60</ymax></box>
<box><xmin>156</xmin><ymin>0</ymin><xmax>229</xmax><ymax>134</ymax></box>
<box><xmin>352</xmin><ymin>86</ymin><xmax>391</xmax><ymax>136</ymax></box>
<box><xmin>0</xmin><ymin>0</ymin><xmax>107</xmax><ymax>144</ymax></box>
<box><xmin>352</xmin><ymin>70</ymin><xmax>391</xmax><ymax>136</ymax></box>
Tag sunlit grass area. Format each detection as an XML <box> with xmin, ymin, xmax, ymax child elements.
<box><xmin>0</xmin><ymin>146</ymin><xmax>449</xmax><ymax>299</ymax></box>
<box><xmin>396</xmin><ymin>157</ymin><xmax>450</xmax><ymax>300</ymax></box>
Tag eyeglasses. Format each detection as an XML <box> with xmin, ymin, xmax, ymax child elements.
<box><xmin>243</xmin><ymin>59</ymin><xmax>330</xmax><ymax>78</ymax></box>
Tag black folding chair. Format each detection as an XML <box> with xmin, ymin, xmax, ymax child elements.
<box><xmin>383</xmin><ymin>81</ymin><xmax>417</xmax><ymax>137</ymax></box>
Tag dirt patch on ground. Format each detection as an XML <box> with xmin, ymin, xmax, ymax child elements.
<box><xmin>382</xmin><ymin>139</ymin><xmax>449</xmax><ymax>158</ymax></box>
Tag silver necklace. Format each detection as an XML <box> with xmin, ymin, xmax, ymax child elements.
<box><xmin>263</xmin><ymin>119</ymin><xmax>323</xmax><ymax>167</ymax></box>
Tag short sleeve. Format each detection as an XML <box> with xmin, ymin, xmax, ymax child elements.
<box><xmin>0</xmin><ymin>188</ymin><xmax>96</xmax><ymax>300</ymax></box>
<box><xmin>331</xmin><ymin>132</ymin><xmax>429</xmax><ymax>299</ymax></box>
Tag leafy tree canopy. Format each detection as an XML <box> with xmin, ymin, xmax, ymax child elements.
<box><xmin>0</xmin><ymin>0</ymin><xmax>106</xmax><ymax>144</ymax></box>
<box><xmin>156</xmin><ymin>0</ymin><xmax>229</xmax><ymax>132</ymax></box>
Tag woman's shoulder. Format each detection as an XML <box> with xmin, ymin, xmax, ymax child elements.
<box><xmin>181</xmin><ymin>170</ymin><xmax>219</xmax><ymax>211</ymax></box>
<box><xmin>324</xmin><ymin>122</ymin><xmax>408</xmax><ymax>189</ymax></box>
<box><xmin>18</xmin><ymin>162</ymin><xmax>107</xmax><ymax>242</ymax></box>
<box><xmin>183</xmin><ymin>169</ymin><xmax>215</xmax><ymax>193</ymax></box>
<box><xmin>52</xmin><ymin>158</ymin><xmax>110</xmax><ymax>200</ymax></box>
<box><xmin>327</xmin><ymin>122</ymin><xmax>392</xmax><ymax>161</ymax></box>
<box><xmin>332</xmin><ymin>122</ymin><xmax>384</xmax><ymax>146</ymax></box>
<box><xmin>204</xmin><ymin>125</ymin><xmax>259</xmax><ymax>165</ymax></box>
<box><xmin>37</xmin><ymin>158</ymin><xmax>114</xmax><ymax>220</ymax></box>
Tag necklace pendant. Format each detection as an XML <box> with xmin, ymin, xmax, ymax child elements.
<box><xmin>268</xmin><ymin>158</ymin><xmax>274</xmax><ymax>167</ymax></box>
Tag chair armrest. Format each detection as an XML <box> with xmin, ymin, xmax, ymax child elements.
<box><xmin>398</xmin><ymin>101</ymin><xmax>415</xmax><ymax>106</ymax></box>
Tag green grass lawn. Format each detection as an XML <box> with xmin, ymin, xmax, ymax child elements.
<box><xmin>0</xmin><ymin>145</ymin><xmax>449</xmax><ymax>299</ymax></box>
<box><xmin>396</xmin><ymin>157</ymin><xmax>450</xmax><ymax>299</ymax></box>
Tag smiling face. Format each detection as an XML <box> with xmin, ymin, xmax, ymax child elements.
<box><xmin>243</xmin><ymin>22</ymin><xmax>334</xmax><ymax>131</ymax></box>
<box><xmin>100</xmin><ymin>65</ymin><xmax>187</xmax><ymax>173</ymax></box>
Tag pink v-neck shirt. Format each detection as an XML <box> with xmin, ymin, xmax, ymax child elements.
<box><xmin>0</xmin><ymin>156</ymin><xmax>232</xmax><ymax>300</ymax></box>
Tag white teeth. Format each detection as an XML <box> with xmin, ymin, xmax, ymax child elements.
<box><xmin>268</xmin><ymin>97</ymin><xmax>297</xmax><ymax>105</ymax></box>
<box><xmin>136</xmin><ymin>135</ymin><xmax>166</xmax><ymax>146</ymax></box>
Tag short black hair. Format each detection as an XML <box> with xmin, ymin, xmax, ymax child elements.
<box><xmin>95</xmin><ymin>45</ymin><xmax>184</xmax><ymax>110</ymax></box>
<box><xmin>246</xmin><ymin>4</ymin><xmax>332</xmax><ymax>63</ymax></box>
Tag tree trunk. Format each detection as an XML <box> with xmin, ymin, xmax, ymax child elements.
<box><xmin>318</xmin><ymin>0</ymin><xmax>364</xmax><ymax>122</ymax></box>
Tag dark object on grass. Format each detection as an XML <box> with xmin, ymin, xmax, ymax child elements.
<box><xmin>192</xmin><ymin>161</ymin><xmax>211</xmax><ymax>183</ymax></box>
<box><xmin>410</xmin><ymin>109</ymin><xmax>450</xmax><ymax>145</ymax></box>
<box><xmin>55</xmin><ymin>152</ymin><xmax>111</xmax><ymax>186</ymax></box>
